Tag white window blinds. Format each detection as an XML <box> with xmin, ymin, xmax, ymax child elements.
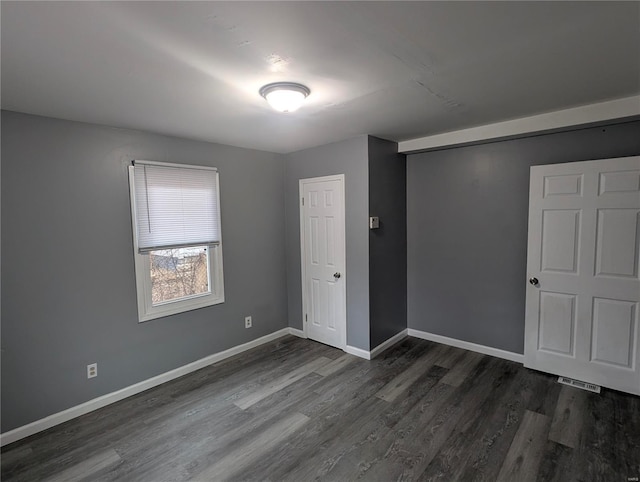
<box><xmin>131</xmin><ymin>160</ymin><xmax>221</xmax><ymax>253</ymax></box>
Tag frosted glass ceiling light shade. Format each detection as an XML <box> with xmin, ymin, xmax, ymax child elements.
<box><xmin>260</xmin><ymin>82</ymin><xmax>310</xmax><ymax>113</ymax></box>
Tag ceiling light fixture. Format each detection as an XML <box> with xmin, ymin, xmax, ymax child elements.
<box><xmin>259</xmin><ymin>82</ymin><xmax>310</xmax><ymax>113</ymax></box>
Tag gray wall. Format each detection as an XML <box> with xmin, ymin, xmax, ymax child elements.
<box><xmin>368</xmin><ymin>137</ymin><xmax>407</xmax><ymax>349</ymax></box>
<box><xmin>407</xmin><ymin>119</ymin><xmax>640</xmax><ymax>354</ymax></box>
<box><xmin>1</xmin><ymin>111</ymin><xmax>288</xmax><ymax>432</ymax></box>
<box><xmin>284</xmin><ymin>137</ymin><xmax>370</xmax><ymax>350</ymax></box>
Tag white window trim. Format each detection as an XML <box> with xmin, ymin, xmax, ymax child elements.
<box><xmin>128</xmin><ymin>164</ymin><xmax>225</xmax><ymax>323</ymax></box>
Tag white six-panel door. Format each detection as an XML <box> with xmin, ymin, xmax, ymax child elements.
<box><xmin>300</xmin><ymin>175</ymin><xmax>346</xmax><ymax>349</ymax></box>
<box><xmin>525</xmin><ymin>156</ymin><xmax>640</xmax><ymax>395</ymax></box>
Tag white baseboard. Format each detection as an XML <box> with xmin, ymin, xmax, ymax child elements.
<box><xmin>407</xmin><ymin>328</ymin><xmax>524</xmax><ymax>364</ymax></box>
<box><xmin>0</xmin><ymin>328</ymin><xmax>293</xmax><ymax>447</ymax></box>
<box><xmin>370</xmin><ymin>329</ymin><xmax>408</xmax><ymax>359</ymax></box>
<box><xmin>346</xmin><ymin>329</ymin><xmax>409</xmax><ymax>360</ymax></box>
<box><xmin>288</xmin><ymin>327</ymin><xmax>306</xmax><ymax>338</ymax></box>
<box><xmin>1</xmin><ymin>326</ymin><xmax>524</xmax><ymax>446</ymax></box>
<box><xmin>345</xmin><ymin>345</ymin><xmax>371</xmax><ymax>360</ymax></box>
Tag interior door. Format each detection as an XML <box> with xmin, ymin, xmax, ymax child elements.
<box><xmin>525</xmin><ymin>156</ymin><xmax>640</xmax><ymax>395</ymax></box>
<box><xmin>300</xmin><ymin>175</ymin><xmax>347</xmax><ymax>350</ymax></box>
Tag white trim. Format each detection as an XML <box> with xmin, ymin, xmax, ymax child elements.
<box><xmin>288</xmin><ymin>327</ymin><xmax>307</xmax><ymax>338</ymax></box>
<box><xmin>344</xmin><ymin>329</ymin><xmax>408</xmax><ymax>360</ymax></box>
<box><xmin>345</xmin><ymin>345</ymin><xmax>371</xmax><ymax>360</ymax></box>
<box><xmin>398</xmin><ymin>95</ymin><xmax>640</xmax><ymax>153</ymax></box>
<box><xmin>0</xmin><ymin>328</ymin><xmax>292</xmax><ymax>447</ymax></box>
<box><xmin>407</xmin><ymin>329</ymin><xmax>524</xmax><ymax>364</ymax></box>
<box><xmin>370</xmin><ymin>329</ymin><xmax>408</xmax><ymax>359</ymax></box>
<box><xmin>128</xmin><ymin>166</ymin><xmax>225</xmax><ymax>322</ymax></box>
<box><xmin>298</xmin><ymin>180</ymin><xmax>307</xmax><ymax>340</ymax></box>
<box><xmin>134</xmin><ymin>244</ymin><xmax>225</xmax><ymax>323</ymax></box>
<box><xmin>299</xmin><ymin>174</ymin><xmax>347</xmax><ymax>350</ymax></box>
<box><xmin>0</xmin><ymin>326</ymin><xmax>526</xmax><ymax>446</ymax></box>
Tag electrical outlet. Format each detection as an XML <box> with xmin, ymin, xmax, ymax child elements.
<box><xmin>245</xmin><ymin>316</ymin><xmax>252</xmax><ymax>328</ymax></box>
<box><xmin>87</xmin><ymin>363</ymin><xmax>97</xmax><ymax>379</ymax></box>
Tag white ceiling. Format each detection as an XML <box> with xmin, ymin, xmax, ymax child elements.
<box><xmin>2</xmin><ymin>1</ymin><xmax>639</xmax><ymax>154</ymax></box>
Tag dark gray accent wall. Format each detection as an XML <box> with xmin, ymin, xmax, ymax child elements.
<box><xmin>284</xmin><ymin>137</ymin><xmax>370</xmax><ymax>350</ymax></box>
<box><xmin>1</xmin><ymin>111</ymin><xmax>288</xmax><ymax>432</ymax></box>
<box><xmin>407</xmin><ymin>119</ymin><xmax>640</xmax><ymax>354</ymax></box>
<box><xmin>368</xmin><ymin>137</ymin><xmax>407</xmax><ymax>349</ymax></box>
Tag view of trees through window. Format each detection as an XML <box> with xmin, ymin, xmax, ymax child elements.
<box><xmin>150</xmin><ymin>246</ymin><xmax>210</xmax><ymax>304</ymax></box>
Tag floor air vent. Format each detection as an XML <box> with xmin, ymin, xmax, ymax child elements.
<box><xmin>558</xmin><ymin>376</ymin><xmax>601</xmax><ymax>393</ymax></box>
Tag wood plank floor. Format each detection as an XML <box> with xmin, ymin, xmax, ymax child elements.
<box><xmin>2</xmin><ymin>336</ymin><xmax>639</xmax><ymax>481</ymax></box>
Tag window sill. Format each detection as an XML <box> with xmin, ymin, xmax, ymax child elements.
<box><xmin>138</xmin><ymin>294</ymin><xmax>225</xmax><ymax>323</ymax></box>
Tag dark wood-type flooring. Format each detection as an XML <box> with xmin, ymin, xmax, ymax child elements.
<box><xmin>2</xmin><ymin>336</ymin><xmax>639</xmax><ymax>481</ymax></box>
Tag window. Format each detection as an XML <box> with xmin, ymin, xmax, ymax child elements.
<box><xmin>128</xmin><ymin>160</ymin><xmax>224</xmax><ymax>322</ymax></box>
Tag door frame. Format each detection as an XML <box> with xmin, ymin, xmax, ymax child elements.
<box><xmin>299</xmin><ymin>174</ymin><xmax>347</xmax><ymax>349</ymax></box>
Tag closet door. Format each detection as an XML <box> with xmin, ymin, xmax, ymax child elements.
<box><xmin>524</xmin><ymin>156</ymin><xmax>640</xmax><ymax>395</ymax></box>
